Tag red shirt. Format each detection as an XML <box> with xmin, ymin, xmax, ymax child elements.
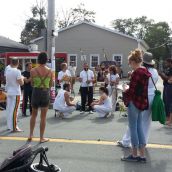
<box><xmin>124</xmin><ymin>67</ymin><xmax>151</xmax><ymax>110</ymax></box>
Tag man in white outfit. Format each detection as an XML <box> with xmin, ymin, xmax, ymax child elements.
<box><xmin>117</xmin><ymin>52</ymin><xmax>158</xmax><ymax>147</ymax></box>
<box><xmin>5</xmin><ymin>57</ymin><xmax>24</xmax><ymax>132</ymax></box>
<box><xmin>53</xmin><ymin>83</ymin><xmax>76</xmax><ymax>118</ymax></box>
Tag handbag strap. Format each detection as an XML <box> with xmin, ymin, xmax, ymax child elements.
<box><xmin>148</xmin><ymin>68</ymin><xmax>157</xmax><ymax>91</ymax></box>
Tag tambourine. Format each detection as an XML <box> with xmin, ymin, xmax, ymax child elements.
<box><xmin>63</xmin><ymin>75</ymin><xmax>71</xmax><ymax>82</ymax></box>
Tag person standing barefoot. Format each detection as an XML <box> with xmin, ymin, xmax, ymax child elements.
<box><xmin>28</xmin><ymin>52</ymin><xmax>53</xmax><ymax>143</ymax></box>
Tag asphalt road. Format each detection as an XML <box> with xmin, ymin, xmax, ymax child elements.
<box><xmin>0</xmin><ymin>78</ymin><xmax>172</xmax><ymax>172</ymax></box>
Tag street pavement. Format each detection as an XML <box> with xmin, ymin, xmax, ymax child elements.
<box><xmin>0</xmin><ymin>78</ymin><xmax>172</xmax><ymax>172</ymax></box>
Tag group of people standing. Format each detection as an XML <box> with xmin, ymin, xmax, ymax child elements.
<box><xmin>53</xmin><ymin>62</ymin><xmax>120</xmax><ymax>118</ymax></box>
<box><xmin>2</xmin><ymin>49</ymin><xmax>172</xmax><ymax>163</ymax></box>
<box><xmin>4</xmin><ymin>52</ymin><xmax>53</xmax><ymax>143</ymax></box>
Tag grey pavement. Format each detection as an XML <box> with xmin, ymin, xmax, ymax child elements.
<box><xmin>0</xmin><ymin>78</ymin><xmax>172</xmax><ymax>172</ymax></box>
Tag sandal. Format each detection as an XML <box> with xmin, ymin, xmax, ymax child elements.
<box><xmin>40</xmin><ymin>138</ymin><xmax>49</xmax><ymax>143</ymax></box>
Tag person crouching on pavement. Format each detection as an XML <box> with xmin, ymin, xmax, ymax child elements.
<box><xmin>91</xmin><ymin>87</ymin><xmax>112</xmax><ymax>118</ymax></box>
<box><xmin>53</xmin><ymin>83</ymin><xmax>76</xmax><ymax>118</ymax></box>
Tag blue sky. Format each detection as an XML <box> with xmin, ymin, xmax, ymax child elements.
<box><xmin>0</xmin><ymin>0</ymin><xmax>171</xmax><ymax>42</ymax></box>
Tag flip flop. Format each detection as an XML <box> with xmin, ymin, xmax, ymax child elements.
<box><xmin>27</xmin><ymin>138</ymin><xmax>32</xmax><ymax>142</ymax></box>
<box><xmin>40</xmin><ymin>138</ymin><xmax>49</xmax><ymax>143</ymax></box>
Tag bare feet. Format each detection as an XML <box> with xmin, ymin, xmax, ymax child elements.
<box><xmin>40</xmin><ymin>138</ymin><xmax>49</xmax><ymax>143</ymax></box>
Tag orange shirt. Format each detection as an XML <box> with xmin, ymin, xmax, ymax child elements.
<box><xmin>0</xmin><ymin>91</ymin><xmax>6</xmax><ymax>102</ymax></box>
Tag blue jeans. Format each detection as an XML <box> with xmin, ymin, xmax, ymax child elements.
<box><xmin>127</xmin><ymin>102</ymin><xmax>146</xmax><ymax>148</ymax></box>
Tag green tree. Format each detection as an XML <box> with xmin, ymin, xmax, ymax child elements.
<box><xmin>111</xmin><ymin>16</ymin><xmax>153</xmax><ymax>39</ymax></box>
<box><xmin>20</xmin><ymin>0</ymin><xmax>46</xmax><ymax>44</ymax></box>
<box><xmin>145</xmin><ymin>22</ymin><xmax>171</xmax><ymax>61</ymax></box>
<box><xmin>57</xmin><ymin>3</ymin><xmax>96</xmax><ymax>29</ymax></box>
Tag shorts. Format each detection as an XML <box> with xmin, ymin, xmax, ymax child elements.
<box><xmin>31</xmin><ymin>88</ymin><xmax>50</xmax><ymax>109</ymax></box>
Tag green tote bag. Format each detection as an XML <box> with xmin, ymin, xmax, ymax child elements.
<box><xmin>151</xmin><ymin>76</ymin><xmax>166</xmax><ymax>124</ymax></box>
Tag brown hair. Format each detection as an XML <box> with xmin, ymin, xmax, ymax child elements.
<box><xmin>128</xmin><ymin>49</ymin><xmax>142</xmax><ymax>64</ymax></box>
<box><xmin>61</xmin><ymin>63</ymin><xmax>67</xmax><ymax>70</ymax></box>
<box><xmin>10</xmin><ymin>57</ymin><xmax>19</xmax><ymax>66</ymax></box>
<box><xmin>99</xmin><ymin>87</ymin><xmax>109</xmax><ymax>96</ymax></box>
<box><xmin>109</xmin><ymin>65</ymin><xmax>117</xmax><ymax>74</ymax></box>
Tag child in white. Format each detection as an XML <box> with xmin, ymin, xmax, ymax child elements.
<box><xmin>53</xmin><ymin>83</ymin><xmax>75</xmax><ymax>117</ymax></box>
<box><xmin>91</xmin><ymin>87</ymin><xmax>112</xmax><ymax>118</ymax></box>
<box><xmin>106</xmin><ymin>65</ymin><xmax>119</xmax><ymax>113</ymax></box>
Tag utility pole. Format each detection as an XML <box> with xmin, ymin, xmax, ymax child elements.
<box><xmin>47</xmin><ymin>0</ymin><xmax>56</xmax><ymax>102</ymax></box>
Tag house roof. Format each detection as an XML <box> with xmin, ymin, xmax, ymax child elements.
<box><xmin>0</xmin><ymin>36</ymin><xmax>28</xmax><ymax>50</ymax></box>
<box><xmin>31</xmin><ymin>21</ymin><xmax>149</xmax><ymax>49</ymax></box>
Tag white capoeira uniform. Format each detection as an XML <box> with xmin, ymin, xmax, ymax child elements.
<box><xmin>94</xmin><ymin>97</ymin><xmax>112</xmax><ymax>118</ymax></box>
<box><xmin>107</xmin><ymin>73</ymin><xmax>119</xmax><ymax>113</ymax></box>
<box><xmin>121</xmin><ymin>68</ymin><xmax>159</xmax><ymax>146</ymax></box>
<box><xmin>5</xmin><ymin>67</ymin><xmax>22</xmax><ymax>131</ymax></box>
<box><xmin>53</xmin><ymin>89</ymin><xmax>75</xmax><ymax>117</ymax></box>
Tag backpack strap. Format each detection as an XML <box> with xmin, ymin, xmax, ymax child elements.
<box><xmin>35</xmin><ymin>68</ymin><xmax>51</xmax><ymax>88</ymax></box>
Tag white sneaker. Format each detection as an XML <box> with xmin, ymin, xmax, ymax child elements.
<box><xmin>89</xmin><ymin>111</ymin><xmax>94</xmax><ymax>114</ymax></box>
<box><xmin>80</xmin><ymin>111</ymin><xmax>85</xmax><ymax>114</ymax></box>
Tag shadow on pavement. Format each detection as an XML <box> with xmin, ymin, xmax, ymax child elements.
<box><xmin>46</xmin><ymin>112</ymin><xmax>90</xmax><ymax>124</ymax></box>
<box><xmin>90</xmin><ymin>114</ymin><xmax>114</xmax><ymax>124</ymax></box>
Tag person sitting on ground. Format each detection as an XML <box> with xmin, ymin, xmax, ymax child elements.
<box><xmin>0</xmin><ymin>88</ymin><xmax>7</xmax><ymax>110</ymax></box>
<box><xmin>91</xmin><ymin>87</ymin><xmax>112</xmax><ymax>118</ymax></box>
<box><xmin>53</xmin><ymin>83</ymin><xmax>76</xmax><ymax>118</ymax></box>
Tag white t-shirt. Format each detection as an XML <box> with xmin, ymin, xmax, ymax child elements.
<box><xmin>53</xmin><ymin>89</ymin><xmax>66</xmax><ymax>109</ymax></box>
<box><xmin>5</xmin><ymin>67</ymin><xmax>22</xmax><ymax>95</ymax></box>
<box><xmin>4</xmin><ymin>65</ymin><xmax>11</xmax><ymax>76</ymax></box>
<box><xmin>68</xmin><ymin>66</ymin><xmax>76</xmax><ymax>77</ymax></box>
<box><xmin>147</xmin><ymin>68</ymin><xmax>159</xmax><ymax>95</ymax></box>
<box><xmin>107</xmin><ymin>73</ymin><xmax>119</xmax><ymax>87</ymax></box>
<box><xmin>58</xmin><ymin>70</ymin><xmax>71</xmax><ymax>88</ymax></box>
<box><xmin>80</xmin><ymin>69</ymin><xmax>94</xmax><ymax>87</ymax></box>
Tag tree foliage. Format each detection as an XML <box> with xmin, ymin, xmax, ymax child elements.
<box><xmin>57</xmin><ymin>3</ymin><xmax>96</xmax><ymax>29</ymax></box>
<box><xmin>111</xmin><ymin>16</ymin><xmax>172</xmax><ymax>61</ymax></box>
<box><xmin>144</xmin><ymin>22</ymin><xmax>171</xmax><ymax>60</ymax></box>
<box><xmin>111</xmin><ymin>16</ymin><xmax>153</xmax><ymax>39</ymax></box>
<box><xmin>20</xmin><ymin>0</ymin><xmax>46</xmax><ymax>44</ymax></box>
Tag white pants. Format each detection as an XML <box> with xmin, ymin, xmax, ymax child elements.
<box><xmin>121</xmin><ymin>94</ymin><xmax>154</xmax><ymax>146</ymax></box>
<box><xmin>94</xmin><ymin>105</ymin><xmax>112</xmax><ymax>118</ymax></box>
<box><xmin>6</xmin><ymin>95</ymin><xmax>20</xmax><ymax>131</ymax></box>
<box><xmin>108</xmin><ymin>86</ymin><xmax>117</xmax><ymax>113</ymax></box>
<box><xmin>55</xmin><ymin>106</ymin><xmax>75</xmax><ymax>117</ymax></box>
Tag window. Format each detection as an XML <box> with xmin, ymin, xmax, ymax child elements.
<box><xmin>113</xmin><ymin>54</ymin><xmax>122</xmax><ymax>66</ymax></box>
<box><xmin>68</xmin><ymin>54</ymin><xmax>77</xmax><ymax>67</ymax></box>
<box><xmin>90</xmin><ymin>54</ymin><xmax>99</xmax><ymax>68</ymax></box>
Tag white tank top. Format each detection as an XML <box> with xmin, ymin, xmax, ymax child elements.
<box><xmin>53</xmin><ymin>89</ymin><xmax>66</xmax><ymax>109</ymax></box>
<box><xmin>103</xmin><ymin>97</ymin><xmax>112</xmax><ymax>109</ymax></box>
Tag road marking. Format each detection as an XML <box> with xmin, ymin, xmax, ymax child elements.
<box><xmin>0</xmin><ymin>136</ymin><xmax>172</xmax><ymax>150</ymax></box>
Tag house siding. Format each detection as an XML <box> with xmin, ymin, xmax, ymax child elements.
<box><xmin>34</xmin><ymin>23</ymin><xmax>141</xmax><ymax>76</ymax></box>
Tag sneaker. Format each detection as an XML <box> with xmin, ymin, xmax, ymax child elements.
<box><xmin>89</xmin><ymin>111</ymin><xmax>94</xmax><ymax>114</ymax></box>
<box><xmin>138</xmin><ymin>157</ymin><xmax>147</xmax><ymax>163</ymax></box>
<box><xmin>117</xmin><ymin>141</ymin><xmax>130</xmax><ymax>148</ymax></box>
<box><xmin>80</xmin><ymin>111</ymin><xmax>85</xmax><ymax>114</ymax></box>
<box><xmin>104</xmin><ymin>112</ymin><xmax>111</xmax><ymax>118</ymax></box>
<box><xmin>121</xmin><ymin>155</ymin><xmax>139</xmax><ymax>162</ymax></box>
